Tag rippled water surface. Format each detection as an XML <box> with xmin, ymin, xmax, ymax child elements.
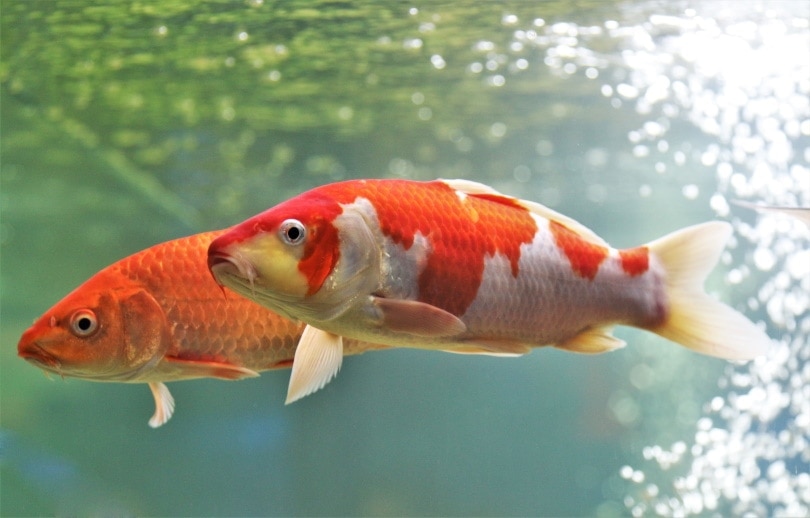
<box><xmin>1</xmin><ymin>1</ymin><xmax>808</xmax><ymax>516</ymax></box>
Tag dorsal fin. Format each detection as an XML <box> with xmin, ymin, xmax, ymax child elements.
<box><xmin>439</xmin><ymin>178</ymin><xmax>608</xmax><ymax>246</ymax></box>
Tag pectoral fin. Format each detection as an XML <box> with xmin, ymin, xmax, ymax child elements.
<box><xmin>554</xmin><ymin>326</ymin><xmax>625</xmax><ymax>354</ymax></box>
<box><xmin>148</xmin><ymin>382</ymin><xmax>175</xmax><ymax>428</ymax></box>
<box><xmin>286</xmin><ymin>325</ymin><xmax>343</xmax><ymax>404</ymax></box>
<box><xmin>372</xmin><ymin>297</ymin><xmax>467</xmax><ymax>337</ymax></box>
<box><xmin>163</xmin><ymin>356</ymin><xmax>260</xmax><ymax>380</ymax></box>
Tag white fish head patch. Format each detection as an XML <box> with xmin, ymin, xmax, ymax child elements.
<box><xmin>308</xmin><ymin>197</ymin><xmax>384</xmax><ymax>322</ymax></box>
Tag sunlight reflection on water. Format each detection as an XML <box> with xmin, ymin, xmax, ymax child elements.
<box><xmin>466</xmin><ymin>2</ymin><xmax>810</xmax><ymax>515</ymax></box>
<box><xmin>553</xmin><ymin>3</ymin><xmax>810</xmax><ymax>516</ymax></box>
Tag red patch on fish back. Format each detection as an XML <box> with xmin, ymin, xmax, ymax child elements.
<box><xmin>619</xmin><ymin>246</ymin><xmax>649</xmax><ymax>276</ymax></box>
<box><xmin>318</xmin><ymin>180</ymin><xmax>538</xmax><ymax>316</ymax></box>
<box><xmin>548</xmin><ymin>220</ymin><xmax>608</xmax><ymax>280</ymax></box>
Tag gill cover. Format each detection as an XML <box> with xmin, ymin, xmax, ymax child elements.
<box><xmin>119</xmin><ymin>289</ymin><xmax>172</xmax><ymax>378</ymax></box>
<box><xmin>304</xmin><ymin>204</ymin><xmax>381</xmax><ymax>322</ymax></box>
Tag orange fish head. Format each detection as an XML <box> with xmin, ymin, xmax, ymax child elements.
<box><xmin>17</xmin><ymin>275</ymin><xmax>172</xmax><ymax>382</ymax></box>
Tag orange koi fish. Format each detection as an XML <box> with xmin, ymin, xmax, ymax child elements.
<box><xmin>208</xmin><ymin>179</ymin><xmax>772</xmax><ymax>403</ymax></box>
<box><xmin>17</xmin><ymin>231</ymin><xmax>385</xmax><ymax>427</ymax></box>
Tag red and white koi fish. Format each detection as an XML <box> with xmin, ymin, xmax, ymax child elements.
<box><xmin>17</xmin><ymin>231</ymin><xmax>386</xmax><ymax>427</ymax></box>
<box><xmin>208</xmin><ymin>179</ymin><xmax>772</xmax><ymax>404</ymax></box>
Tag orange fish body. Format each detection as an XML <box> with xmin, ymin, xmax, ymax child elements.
<box><xmin>17</xmin><ymin>231</ymin><xmax>384</xmax><ymax>427</ymax></box>
<box><xmin>208</xmin><ymin>179</ymin><xmax>772</xmax><ymax>403</ymax></box>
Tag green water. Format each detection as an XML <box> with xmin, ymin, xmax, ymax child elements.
<box><xmin>2</xmin><ymin>1</ymin><xmax>807</xmax><ymax>516</ymax></box>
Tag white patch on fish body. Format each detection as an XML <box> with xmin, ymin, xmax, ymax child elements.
<box><xmin>593</xmin><ymin>248</ymin><xmax>667</xmax><ymax>329</ymax></box>
<box><xmin>378</xmin><ymin>231</ymin><xmax>430</xmax><ymax>301</ymax></box>
<box><xmin>298</xmin><ymin>197</ymin><xmax>381</xmax><ymax>323</ymax></box>
<box><xmin>460</xmin><ymin>216</ymin><xmax>667</xmax><ymax>344</ymax></box>
<box><xmin>330</xmin><ymin>196</ymin><xmax>431</xmax><ymax>303</ymax></box>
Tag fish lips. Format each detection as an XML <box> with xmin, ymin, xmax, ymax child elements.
<box><xmin>207</xmin><ymin>251</ymin><xmax>306</xmax><ymax>321</ymax></box>
<box><xmin>208</xmin><ymin>251</ymin><xmax>258</xmax><ymax>290</ymax></box>
<box><xmin>17</xmin><ymin>338</ymin><xmax>61</xmax><ymax>372</ymax></box>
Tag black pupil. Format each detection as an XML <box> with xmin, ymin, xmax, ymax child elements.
<box><xmin>287</xmin><ymin>226</ymin><xmax>301</xmax><ymax>241</ymax></box>
<box><xmin>77</xmin><ymin>317</ymin><xmax>93</xmax><ymax>331</ymax></box>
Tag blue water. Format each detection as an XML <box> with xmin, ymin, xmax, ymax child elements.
<box><xmin>2</xmin><ymin>1</ymin><xmax>807</xmax><ymax>516</ymax></box>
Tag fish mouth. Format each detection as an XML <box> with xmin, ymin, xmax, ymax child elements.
<box><xmin>208</xmin><ymin>251</ymin><xmax>258</xmax><ymax>292</ymax></box>
<box><xmin>208</xmin><ymin>251</ymin><xmax>325</xmax><ymax>321</ymax></box>
<box><xmin>18</xmin><ymin>339</ymin><xmax>145</xmax><ymax>382</ymax></box>
<box><xmin>17</xmin><ymin>340</ymin><xmax>61</xmax><ymax>373</ymax></box>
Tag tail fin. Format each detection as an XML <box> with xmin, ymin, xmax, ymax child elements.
<box><xmin>647</xmin><ymin>222</ymin><xmax>771</xmax><ymax>360</ymax></box>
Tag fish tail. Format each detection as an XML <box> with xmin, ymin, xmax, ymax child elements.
<box><xmin>646</xmin><ymin>221</ymin><xmax>771</xmax><ymax>360</ymax></box>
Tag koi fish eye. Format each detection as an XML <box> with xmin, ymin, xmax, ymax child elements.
<box><xmin>279</xmin><ymin>219</ymin><xmax>306</xmax><ymax>246</ymax></box>
<box><xmin>69</xmin><ymin>309</ymin><xmax>99</xmax><ymax>338</ymax></box>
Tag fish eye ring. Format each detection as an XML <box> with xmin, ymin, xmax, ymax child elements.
<box><xmin>279</xmin><ymin>219</ymin><xmax>306</xmax><ymax>245</ymax></box>
<box><xmin>69</xmin><ymin>309</ymin><xmax>99</xmax><ymax>337</ymax></box>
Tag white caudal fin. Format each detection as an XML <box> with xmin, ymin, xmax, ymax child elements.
<box><xmin>647</xmin><ymin>221</ymin><xmax>771</xmax><ymax>360</ymax></box>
